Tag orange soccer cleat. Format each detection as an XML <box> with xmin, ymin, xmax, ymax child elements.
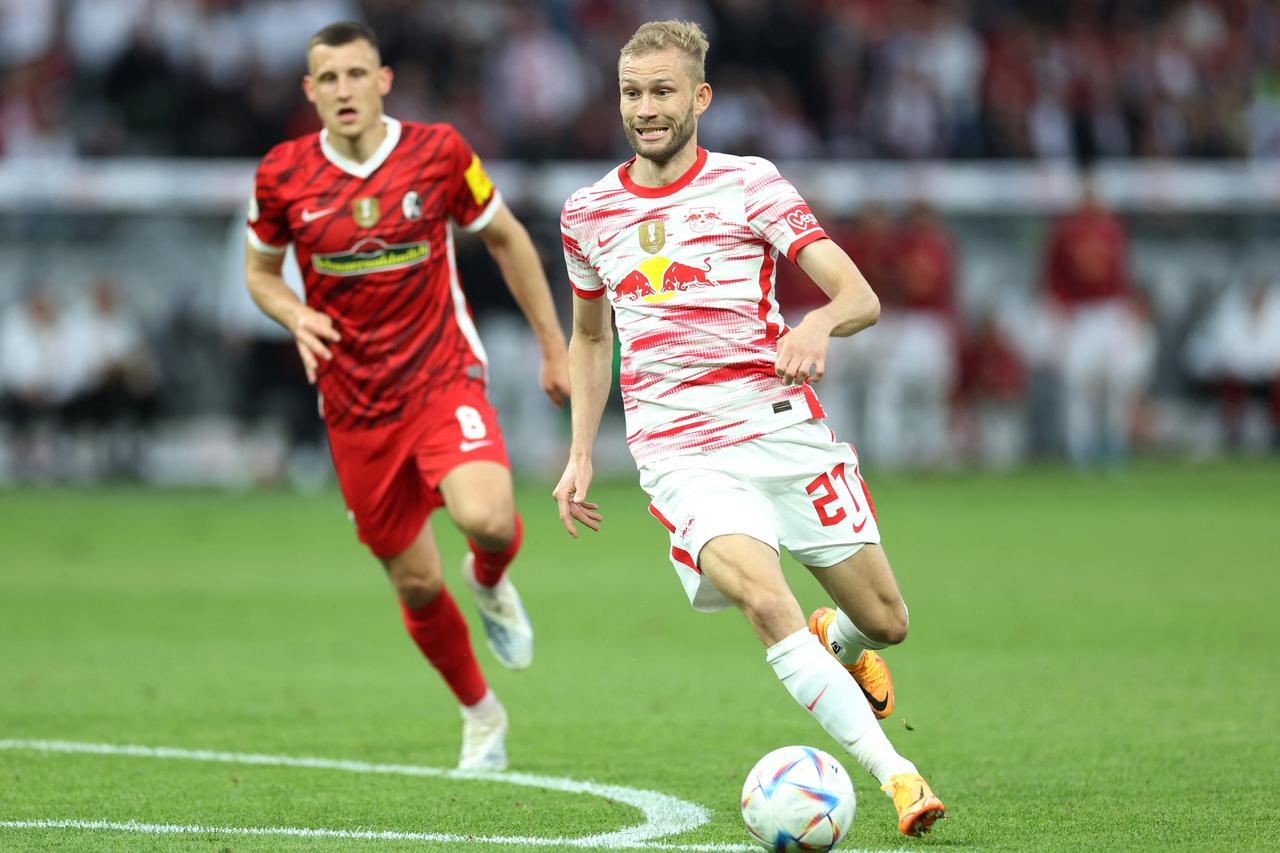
<box><xmin>881</xmin><ymin>772</ymin><xmax>946</xmax><ymax>836</ymax></box>
<box><xmin>807</xmin><ymin>607</ymin><xmax>894</xmax><ymax>719</ymax></box>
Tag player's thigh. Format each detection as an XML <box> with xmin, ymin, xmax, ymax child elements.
<box><xmin>640</xmin><ymin>460</ymin><xmax>780</xmax><ymax>613</ymax></box>
<box><xmin>806</xmin><ymin>543</ymin><xmax>908</xmax><ymax>642</ymax></box>
<box><xmin>379</xmin><ymin>516</ymin><xmax>445</xmax><ymax>607</ymax></box>
<box><xmin>437</xmin><ymin>460</ymin><xmax>516</xmax><ymax>540</ymax></box>
<box><xmin>700</xmin><ymin>533</ymin><xmax>806</xmax><ymax>644</ymax></box>
<box><xmin>327</xmin><ymin>421</ymin><xmax>438</xmax><ymax>560</ymax></box>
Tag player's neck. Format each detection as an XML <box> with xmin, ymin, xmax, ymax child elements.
<box><xmin>630</xmin><ymin>141</ymin><xmax>700</xmax><ymax>188</ymax></box>
<box><xmin>327</xmin><ymin>118</ymin><xmax>389</xmax><ymax>164</ymax></box>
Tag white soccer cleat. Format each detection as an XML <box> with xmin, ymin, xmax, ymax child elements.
<box><xmin>462</xmin><ymin>553</ymin><xmax>534</xmax><ymax>670</ymax></box>
<box><xmin>458</xmin><ymin>697</ymin><xmax>508</xmax><ymax>771</ymax></box>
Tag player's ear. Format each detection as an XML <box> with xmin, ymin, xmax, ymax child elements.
<box><xmin>693</xmin><ymin>82</ymin><xmax>712</xmax><ymax>117</ymax></box>
<box><xmin>302</xmin><ymin>74</ymin><xmax>316</xmax><ymax>104</ymax></box>
<box><xmin>378</xmin><ymin>66</ymin><xmax>393</xmax><ymax>97</ymax></box>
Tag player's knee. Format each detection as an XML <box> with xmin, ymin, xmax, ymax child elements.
<box><xmin>867</xmin><ymin>602</ymin><xmax>909</xmax><ymax>646</ymax></box>
<box><xmin>457</xmin><ymin>508</ymin><xmax>516</xmax><ymax>550</ymax></box>
<box><xmin>395</xmin><ymin>575</ymin><xmax>444</xmax><ymax>610</ymax></box>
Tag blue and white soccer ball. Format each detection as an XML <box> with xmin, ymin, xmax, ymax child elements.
<box><xmin>740</xmin><ymin>745</ymin><xmax>856</xmax><ymax>852</ymax></box>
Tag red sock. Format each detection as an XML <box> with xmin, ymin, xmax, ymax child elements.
<box><xmin>399</xmin><ymin>587</ymin><xmax>487</xmax><ymax>706</ymax></box>
<box><xmin>469</xmin><ymin>513</ymin><xmax>523</xmax><ymax>587</ymax></box>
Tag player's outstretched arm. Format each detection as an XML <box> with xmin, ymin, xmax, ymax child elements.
<box><xmin>245</xmin><ymin>242</ymin><xmax>340</xmax><ymax>384</ymax></box>
<box><xmin>552</xmin><ymin>294</ymin><xmax>612</xmax><ymax>537</ymax></box>
<box><xmin>774</xmin><ymin>238</ymin><xmax>882</xmax><ymax>386</ymax></box>
<box><xmin>478</xmin><ymin>203</ymin><xmax>571</xmax><ymax>407</ymax></box>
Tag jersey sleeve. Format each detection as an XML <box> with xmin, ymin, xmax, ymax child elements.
<box><xmin>743</xmin><ymin>157</ymin><xmax>827</xmax><ymax>262</ymax></box>
<box><xmin>561</xmin><ymin>198</ymin><xmax>605</xmax><ymax>300</ymax></box>
<box><xmin>444</xmin><ymin>128</ymin><xmax>502</xmax><ymax>233</ymax></box>
<box><xmin>246</xmin><ymin>149</ymin><xmax>292</xmax><ymax>255</ymax></box>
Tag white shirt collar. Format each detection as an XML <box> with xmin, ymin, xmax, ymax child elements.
<box><xmin>319</xmin><ymin>115</ymin><xmax>402</xmax><ymax>179</ymax></box>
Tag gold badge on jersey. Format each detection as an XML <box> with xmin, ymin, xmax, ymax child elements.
<box><xmin>352</xmin><ymin>196</ymin><xmax>381</xmax><ymax>228</ymax></box>
<box><xmin>638</xmin><ymin>220</ymin><xmax>665</xmax><ymax>254</ymax></box>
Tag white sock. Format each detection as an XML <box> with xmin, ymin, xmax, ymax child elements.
<box><xmin>828</xmin><ymin>603</ymin><xmax>909</xmax><ymax>663</ymax></box>
<box><xmin>767</xmin><ymin>628</ymin><xmax>915</xmax><ymax>784</ymax></box>
<box><xmin>460</xmin><ymin>688</ymin><xmax>502</xmax><ymax>720</ymax></box>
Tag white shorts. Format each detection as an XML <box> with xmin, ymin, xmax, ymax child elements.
<box><xmin>638</xmin><ymin>419</ymin><xmax>882</xmax><ymax>612</ymax></box>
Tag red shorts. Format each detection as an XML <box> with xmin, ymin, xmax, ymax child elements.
<box><xmin>327</xmin><ymin>381</ymin><xmax>510</xmax><ymax>559</ymax></box>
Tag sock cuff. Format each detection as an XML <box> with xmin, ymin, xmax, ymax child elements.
<box><xmin>765</xmin><ymin>627</ymin><xmax>828</xmax><ymax>678</ymax></box>
<box><xmin>400</xmin><ymin>585</ymin><xmax>452</xmax><ymax>622</ymax></box>
<box><xmin>836</xmin><ymin>608</ymin><xmax>889</xmax><ymax>651</ymax></box>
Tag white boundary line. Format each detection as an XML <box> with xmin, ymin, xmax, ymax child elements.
<box><xmin>0</xmin><ymin>739</ymin><xmax>759</xmax><ymax>852</ymax></box>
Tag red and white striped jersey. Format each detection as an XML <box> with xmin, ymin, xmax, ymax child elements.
<box><xmin>248</xmin><ymin>116</ymin><xmax>499</xmax><ymax>430</ymax></box>
<box><xmin>561</xmin><ymin>147</ymin><xmax>830</xmax><ymax>466</ymax></box>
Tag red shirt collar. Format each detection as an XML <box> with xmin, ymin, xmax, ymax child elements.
<box><xmin>618</xmin><ymin>146</ymin><xmax>708</xmax><ymax>198</ymax></box>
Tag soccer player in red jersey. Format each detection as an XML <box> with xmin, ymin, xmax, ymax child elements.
<box><xmin>1043</xmin><ymin>175</ymin><xmax>1150</xmax><ymax>466</ymax></box>
<box><xmin>244</xmin><ymin>21</ymin><xmax>570</xmax><ymax>770</ymax></box>
<box><xmin>552</xmin><ymin>20</ymin><xmax>945</xmax><ymax>836</ymax></box>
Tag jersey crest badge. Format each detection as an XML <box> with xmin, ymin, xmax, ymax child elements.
<box><xmin>402</xmin><ymin>190</ymin><xmax>422</xmax><ymax>221</ymax></box>
<box><xmin>638</xmin><ymin>220</ymin><xmax>665</xmax><ymax>254</ymax></box>
<box><xmin>352</xmin><ymin>196</ymin><xmax>381</xmax><ymax>228</ymax></box>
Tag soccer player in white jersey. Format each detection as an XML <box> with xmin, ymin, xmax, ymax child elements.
<box><xmin>551</xmin><ymin>20</ymin><xmax>946</xmax><ymax>838</ymax></box>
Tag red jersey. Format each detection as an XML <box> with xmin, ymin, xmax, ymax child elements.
<box><xmin>894</xmin><ymin>225</ymin><xmax>957</xmax><ymax>316</ymax></box>
<box><xmin>1045</xmin><ymin>208</ymin><xmax>1130</xmax><ymax>306</ymax></box>
<box><xmin>247</xmin><ymin>117</ymin><xmax>500</xmax><ymax>430</ymax></box>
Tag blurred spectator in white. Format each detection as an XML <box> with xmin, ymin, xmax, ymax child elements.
<box><xmin>61</xmin><ymin>278</ymin><xmax>161</xmax><ymax>476</ymax></box>
<box><xmin>0</xmin><ymin>287</ymin><xmax>89</xmax><ymax>477</ymax></box>
<box><xmin>922</xmin><ymin>0</ymin><xmax>983</xmax><ymax>156</ymax></box>
<box><xmin>1042</xmin><ymin>176</ymin><xmax>1155</xmax><ymax>466</ymax></box>
<box><xmin>0</xmin><ymin>0</ymin><xmax>58</xmax><ymax>67</ymax></box>
<box><xmin>66</xmin><ymin>0</ymin><xmax>150</xmax><ymax>73</ymax></box>
<box><xmin>0</xmin><ymin>287</ymin><xmax>87</xmax><ymax>412</ymax></box>
<box><xmin>865</xmin><ymin>201</ymin><xmax>959</xmax><ymax>468</ymax></box>
<box><xmin>1185</xmin><ymin>279</ymin><xmax>1280</xmax><ymax>449</ymax></box>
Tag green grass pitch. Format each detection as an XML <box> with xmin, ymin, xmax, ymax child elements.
<box><xmin>2</xmin><ymin>460</ymin><xmax>1279</xmax><ymax>851</ymax></box>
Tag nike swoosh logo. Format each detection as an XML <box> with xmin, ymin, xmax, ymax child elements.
<box><xmin>459</xmin><ymin>440</ymin><xmax>493</xmax><ymax>452</ymax></box>
<box><xmin>852</xmin><ymin>517</ymin><xmax>868</xmax><ymax>533</ymax></box>
<box><xmin>301</xmin><ymin>207</ymin><xmax>337</xmax><ymax>222</ymax></box>
<box><xmin>861</xmin><ymin>686</ymin><xmax>889</xmax><ymax>713</ymax></box>
<box><xmin>805</xmin><ymin>684</ymin><xmax>829</xmax><ymax>712</ymax></box>
<box><xmin>597</xmin><ymin>230</ymin><xmax>623</xmax><ymax>248</ymax></box>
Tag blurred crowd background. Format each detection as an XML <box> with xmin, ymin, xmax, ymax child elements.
<box><xmin>2</xmin><ymin>0</ymin><xmax>1279</xmax><ymax>485</ymax></box>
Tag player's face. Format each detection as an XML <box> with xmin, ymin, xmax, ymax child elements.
<box><xmin>303</xmin><ymin>39</ymin><xmax>392</xmax><ymax>140</ymax></box>
<box><xmin>619</xmin><ymin>48</ymin><xmax>711</xmax><ymax>166</ymax></box>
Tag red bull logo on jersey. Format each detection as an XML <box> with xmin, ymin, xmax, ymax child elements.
<box><xmin>312</xmin><ymin>237</ymin><xmax>431</xmax><ymax>277</ymax></box>
<box><xmin>612</xmin><ymin>255</ymin><xmax>715</xmax><ymax>303</ymax></box>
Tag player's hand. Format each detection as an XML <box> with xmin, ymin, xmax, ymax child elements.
<box><xmin>289</xmin><ymin>306</ymin><xmax>341</xmax><ymax>384</ymax></box>
<box><xmin>552</xmin><ymin>457</ymin><xmax>602</xmax><ymax>538</ymax></box>
<box><xmin>540</xmin><ymin>346</ymin><xmax>571</xmax><ymax>408</ymax></box>
<box><xmin>774</xmin><ymin>319</ymin><xmax>829</xmax><ymax>386</ymax></box>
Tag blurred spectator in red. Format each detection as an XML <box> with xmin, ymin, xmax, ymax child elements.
<box><xmin>1042</xmin><ymin>174</ymin><xmax>1155</xmax><ymax>466</ymax></box>
<box><xmin>954</xmin><ymin>312</ymin><xmax>1026</xmax><ymax>468</ymax></box>
<box><xmin>865</xmin><ymin>200</ymin><xmax>960</xmax><ymax>467</ymax></box>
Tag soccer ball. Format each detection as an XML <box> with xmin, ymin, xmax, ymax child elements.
<box><xmin>740</xmin><ymin>745</ymin><xmax>856</xmax><ymax>852</ymax></box>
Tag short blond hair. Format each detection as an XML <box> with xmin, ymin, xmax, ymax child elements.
<box><xmin>618</xmin><ymin>20</ymin><xmax>709</xmax><ymax>86</ymax></box>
